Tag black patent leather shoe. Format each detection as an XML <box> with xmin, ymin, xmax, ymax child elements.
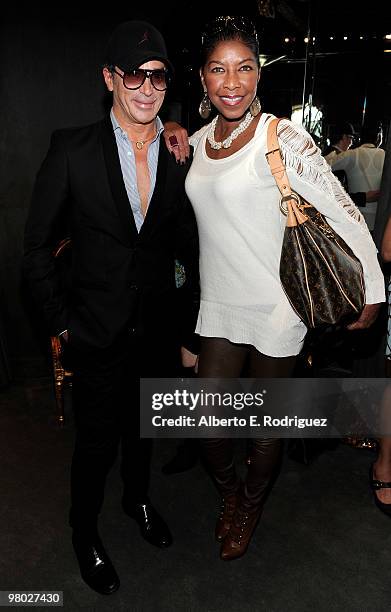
<box><xmin>123</xmin><ymin>502</ymin><xmax>172</xmax><ymax>548</ymax></box>
<box><xmin>72</xmin><ymin>532</ymin><xmax>120</xmax><ymax>595</ymax></box>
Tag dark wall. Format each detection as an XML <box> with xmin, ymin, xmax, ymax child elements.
<box><xmin>0</xmin><ymin>19</ymin><xmax>116</xmax><ymax>376</ymax></box>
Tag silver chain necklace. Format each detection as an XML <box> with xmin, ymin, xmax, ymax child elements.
<box><xmin>207</xmin><ymin>111</ymin><xmax>254</xmax><ymax>150</ymax></box>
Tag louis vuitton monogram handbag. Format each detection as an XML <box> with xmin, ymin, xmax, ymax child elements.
<box><xmin>266</xmin><ymin>118</ymin><xmax>365</xmax><ymax>328</ymax></box>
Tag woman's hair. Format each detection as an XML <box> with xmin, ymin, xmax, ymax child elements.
<box><xmin>200</xmin><ymin>16</ymin><xmax>260</xmax><ymax>69</ymax></box>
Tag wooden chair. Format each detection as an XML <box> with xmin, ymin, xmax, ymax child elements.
<box><xmin>51</xmin><ymin>238</ymin><xmax>72</xmax><ymax>426</ymax></box>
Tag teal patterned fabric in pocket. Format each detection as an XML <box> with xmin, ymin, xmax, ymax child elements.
<box><xmin>175</xmin><ymin>260</ymin><xmax>186</xmax><ymax>288</ymax></box>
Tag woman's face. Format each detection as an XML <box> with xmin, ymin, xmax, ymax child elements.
<box><xmin>201</xmin><ymin>39</ymin><xmax>260</xmax><ymax>121</ymax></box>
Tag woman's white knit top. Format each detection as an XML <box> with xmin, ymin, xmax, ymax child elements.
<box><xmin>185</xmin><ymin>114</ymin><xmax>385</xmax><ymax>357</ymax></box>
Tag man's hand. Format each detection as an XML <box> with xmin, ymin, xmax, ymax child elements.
<box><xmin>366</xmin><ymin>189</ymin><xmax>380</xmax><ymax>203</ymax></box>
<box><xmin>181</xmin><ymin>347</ymin><xmax>198</xmax><ymax>372</ymax></box>
<box><xmin>346</xmin><ymin>303</ymin><xmax>381</xmax><ymax>331</ymax></box>
<box><xmin>163</xmin><ymin>122</ymin><xmax>190</xmax><ymax>163</ymax></box>
<box><xmin>59</xmin><ymin>330</ymin><xmax>69</xmax><ymax>342</ymax></box>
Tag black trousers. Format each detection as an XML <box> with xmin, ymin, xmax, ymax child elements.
<box><xmin>68</xmin><ymin>331</ymin><xmax>179</xmax><ymax>532</ymax></box>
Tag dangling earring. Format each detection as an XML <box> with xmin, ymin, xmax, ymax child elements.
<box><xmin>249</xmin><ymin>96</ymin><xmax>261</xmax><ymax>117</ymax></box>
<box><xmin>199</xmin><ymin>92</ymin><xmax>211</xmax><ymax>119</ymax></box>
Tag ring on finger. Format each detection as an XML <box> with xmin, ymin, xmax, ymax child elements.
<box><xmin>169</xmin><ymin>135</ymin><xmax>179</xmax><ymax>147</ymax></box>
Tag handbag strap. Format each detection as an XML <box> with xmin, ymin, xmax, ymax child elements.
<box><xmin>266</xmin><ymin>118</ymin><xmax>293</xmax><ymax>200</ymax></box>
<box><xmin>266</xmin><ymin>118</ymin><xmax>309</xmax><ymax>227</ymax></box>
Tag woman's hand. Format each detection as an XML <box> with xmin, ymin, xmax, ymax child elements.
<box><xmin>346</xmin><ymin>303</ymin><xmax>381</xmax><ymax>330</ymax></box>
<box><xmin>181</xmin><ymin>346</ymin><xmax>198</xmax><ymax>373</ymax></box>
<box><xmin>163</xmin><ymin>122</ymin><xmax>190</xmax><ymax>163</ymax></box>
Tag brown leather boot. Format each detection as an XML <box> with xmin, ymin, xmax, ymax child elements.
<box><xmin>220</xmin><ymin>501</ymin><xmax>262</xmax><ymax>561</ymax></box>
<box><xmin>215</xmin><ymin>492</ymin><xmax>238</xmax><ymax>542</ymax></box>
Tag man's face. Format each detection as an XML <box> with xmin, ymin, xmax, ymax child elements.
<box><xmin>341</xmin><ymin>133</ymin><xmax>354</xmax><ymax>151</ymax></box>
<box><xmin>103</xmin><ymin>60</ymin><xmax>166</xmax><ymax>127</ymax></box>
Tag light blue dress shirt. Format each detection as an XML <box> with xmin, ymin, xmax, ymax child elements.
<box><xmin>110</xmin><ymin>109</ymin><xmax>164</xmax><ymax>232</ymax></box>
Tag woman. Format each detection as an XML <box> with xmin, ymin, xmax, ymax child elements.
<box><xmin>166</xmin><ymin>16</ymin><xmax>385</xmax><ymax>559</ymax></box>
<box><xmin>367</xmin><ymin>214</ymin><xmax>391</xmax><ymax>517</ymax></box>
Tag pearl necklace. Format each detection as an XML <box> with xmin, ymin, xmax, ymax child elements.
<box><xmin>207</xmin><ymin>111</ymin><xmax>254</xmax><ymax>150</ymax></box>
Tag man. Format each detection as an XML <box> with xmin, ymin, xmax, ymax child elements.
<box><xmin>323</xmin><ymin>120</ymin><xmax>357</xmax><ymax>163</ymax></box>
<box><xmin>329</xmin><ymin>122</ymin><xmax>385</xmax><ymax>231</ymax></box>
<box><xmin>323</xmin><ymin>121</ymin><xmax>380</xmax><ymax>226</ymax></box>
<box><xmin>23</xmin><ymin>21</ymin><xmax>198</xmax><ymax>595</ymax></box>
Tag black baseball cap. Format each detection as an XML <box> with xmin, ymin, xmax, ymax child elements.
<box><xmin>336</xmin><ymin>122</ymin><xmax>358</xmax><ymax>137</ymax></box>
<box><xmin>105</xmin><ymin>20</ymin><xmax>174</xmax><ymax>74</ymax></box>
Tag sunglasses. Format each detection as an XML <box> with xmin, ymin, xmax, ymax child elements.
<box><xmin>202</xmin><ymin>16</ymin><xmax>258</xmax><ymax>43</ymax></box>
<box><xmin>112</xmin><ymin>68</ymin><xmax>169</xmax><ymax>91</ymax></box>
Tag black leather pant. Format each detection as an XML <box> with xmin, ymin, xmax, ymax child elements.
<box><xmin>197</xmin><ymin>337</ymin><xmax>296</xmax><ymax>507</ymax></box>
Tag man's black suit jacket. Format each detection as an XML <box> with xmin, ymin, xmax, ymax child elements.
<box><xmin>23</xmin><ymin>116</ymin><xmax>199</xmax><ymax>351</ymax></box>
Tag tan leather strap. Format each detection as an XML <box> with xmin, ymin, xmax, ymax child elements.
<box><xmin>266</xmin><ymin>118</ymin><xmax>293</xmax><ymax>200</ymax></box>
<box><xmin>266</xmin><ymin>118</ymin><xmax>309</xmax><ymax>228</ymax></box>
